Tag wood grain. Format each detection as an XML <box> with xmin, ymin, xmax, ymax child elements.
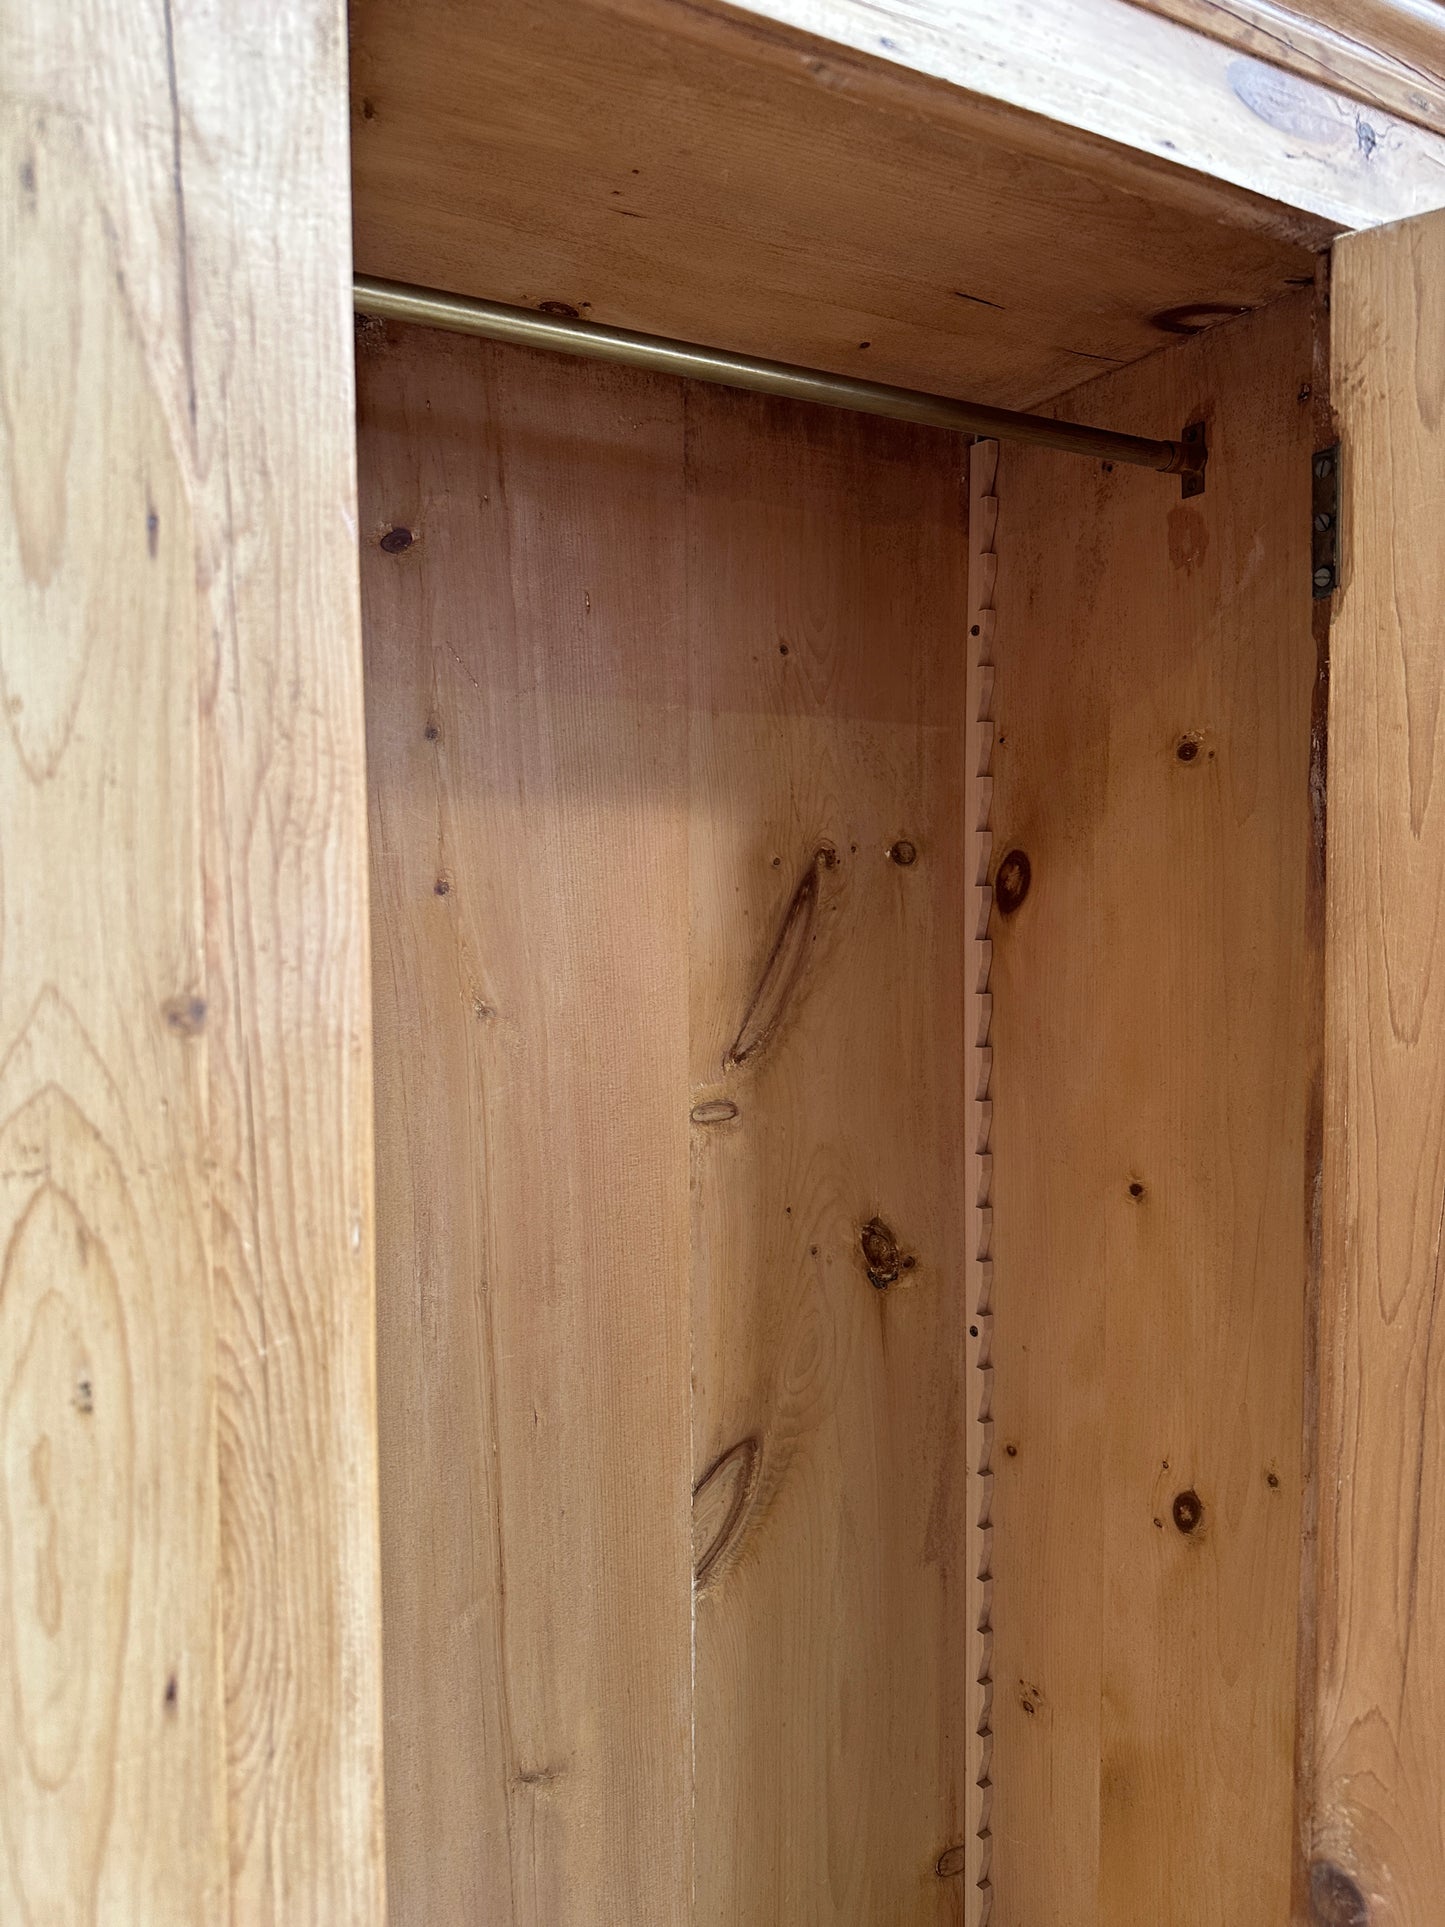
<box><xmin>1123</xmin><ymin>0</ymin><xmax>1445</xmax><ymax>138</ymax></box>
<box><xmin>359</xmin><ymin>323</ymin><xmax>971</xmax><ymax>1922</ymax></box>
<box><xmin>717</xmin><ymin>0</ymin><xmax>1445</xmax><ymax>232</ymax></box>
<box><xmin>183</xmin><ymin>10</ymin><xmax>384</xmax><ymax>1914</ymax></box>
<box><xmin>0</xmin><ymin>95</ymin><xmax>222</xmax><ymax>1923</ymax></box>
<box><xmin>1313</xmin><ymin>204</ymin><xmax>1445</xmax><ymax>1927</ymax></box>
<box><xmin>1</xmin><ymin>1</ymin><xmax>383</xmax><ymax>1917</ymax></box>
<box><xmin>684</xmin><ymin>381</ymin><xmax>969</xmax><ymax>1925</ymax></box>
<box><xmin>987</xmin><ymin>294</ymin><xmax>1318</xmax><ymax>1925</ymax></box>
<box><xmin>349</xmin><ymin>0</ymin><xmax>1317</xmax><ymax>420</ymax></box>
<box><xmin>360</xmin><ymin>326</ymin><xmax>696</xmax><ymax>1925</ymax></box>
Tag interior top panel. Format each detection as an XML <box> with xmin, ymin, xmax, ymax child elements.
<box><xmin>349</xmin><ymin>0</ymin><xmax>1318</xmax><ymax>414</ymax></box>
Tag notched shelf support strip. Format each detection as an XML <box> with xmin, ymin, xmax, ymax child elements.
<box><xmin>966</xmin><ymin>440</ymin><xmax>998</xmax><ymax>1927</ymax></box>
<box><xmin>353</xmin><ymin>276</ymin><xmax>1208</xmax><ymax>488</ymax></box>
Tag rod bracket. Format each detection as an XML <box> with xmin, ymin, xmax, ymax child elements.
<box><xmin>1178</xmin><ymin>420</ymin><xmax>1208</xmax><ymax>499</ymax></box>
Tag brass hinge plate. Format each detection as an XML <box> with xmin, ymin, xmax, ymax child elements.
<box><xmin>1313</xmin><ymin>445</ymin><xmax>1340</xmax><ymax>600</ymax></box>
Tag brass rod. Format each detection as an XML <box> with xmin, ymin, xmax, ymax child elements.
<box><xmin>354</xmin><ymin>276</ymin><xmax>1205</xmax><ymax>480</ymax></box>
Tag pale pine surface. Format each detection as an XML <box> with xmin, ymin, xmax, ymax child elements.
<box><xmin>360</xmin><ymin>324</ymin><xmax>970</xmax><ymax>1924</ymax></box>
<box><xmin>0</xmin><ymin>2</ymin><xmax>383</xmax><ymax>1917</ymax></box>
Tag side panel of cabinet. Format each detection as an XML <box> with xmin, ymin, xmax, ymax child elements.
<box><xmin>986</xmin><ymin>292</ymin><xmax>1319</xmax><ymax>1927</ymax></box>
<box><xmin>0</xmin><ymin>0</ymin><xmax>383</xmax><ymax>1918</ymax></box>
<box><xmin>358</xmin><ymin>321</ymin><xmax>970</xmax><ymax>1924</ymax></box>
<box><xmin>1312</xmin><ymin>204</ymin><xmax>1445</xmax><ymax>1926</ymax></box>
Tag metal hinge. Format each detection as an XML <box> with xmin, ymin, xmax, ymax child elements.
<box><xmin>1312</xmin><ymin>445</ymin><xmax>1340</xmax><ymax>599</ymax></box>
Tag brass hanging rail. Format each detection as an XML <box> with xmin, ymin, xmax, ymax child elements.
<box><xmin>353</xmin><ymin>275</ymin><xmax>1207</xmax><ymax>486</ymax></box>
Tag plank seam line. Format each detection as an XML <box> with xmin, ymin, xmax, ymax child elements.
<box><xmin>966</xmin><ymin>437</ymin><xmax>998</xmax><ymax>1927</ymax></box>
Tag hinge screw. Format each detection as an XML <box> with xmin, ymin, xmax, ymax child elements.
<box><xmin>1314</xmin><ymin>566</ymin><xmax>1335</xmax><ymax>593</ymax></box>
